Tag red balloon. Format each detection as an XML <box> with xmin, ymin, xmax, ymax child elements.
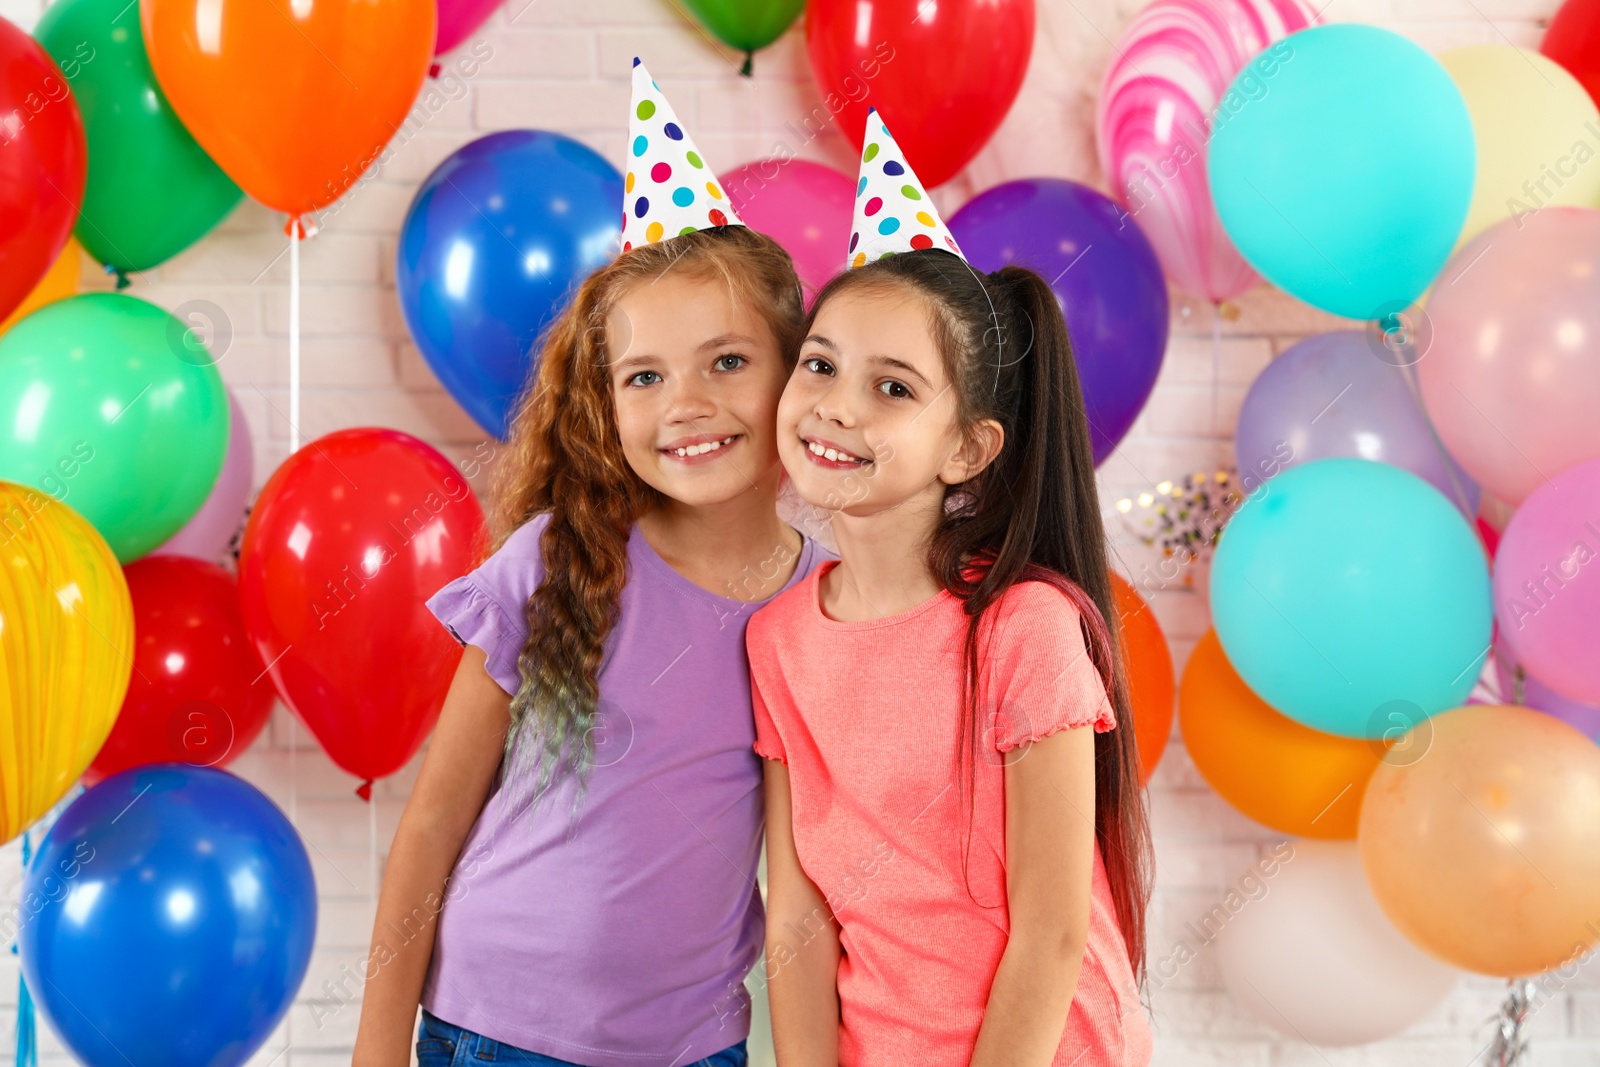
<box><xmin>1544</xmin><ymin>0</ymin><xmax>1600</xmax><ymax>112</ymax></box>
<box><xmin>89</xmin><ymin>557</ymin><xmax>273</xmax><ymax>783</ymax></box>
<box><xmin>806</xmin><ymin>0</ymin><xmax>1034</xmax><ymax>189</ymax></box>
<box><xmin>0</xmin><ymin>16</ymin><xmax>86</xmax><ymax>321</ymax></box>
<box><xmin>239</xmin><ymin>429</ymin><xmax>485</xmax><ymax>793</ymax></box>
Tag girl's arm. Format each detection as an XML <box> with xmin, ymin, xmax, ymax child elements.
<box><xmin>761</xmin><ymin>759</ymin><xmax>843</xmax><ymax>1066</ymax></box>
<box><xmin>970</xmin><ymin>723</ymin><xmax>1098</xmax><ymax>1067</ymax></box>
<box><xmin>352</xmin><ymin>646</ymin><xmax>512</xmax><ymax>1067</ymax></box>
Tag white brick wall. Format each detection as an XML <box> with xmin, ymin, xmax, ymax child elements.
<box><xmin>4</xmin><ymin>0</ymin><xmax>1597</xmax><ymax>1062</ymax></box>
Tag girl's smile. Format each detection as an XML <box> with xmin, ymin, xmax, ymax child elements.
<box><xmin>660</xmin><ymin>432</ymin><xmax>743</xmax><ymax>463</ymax></box>
<box><xmin>799</xmin><ymin>435</ymin><xmax>872</xmax><ymax>469</ymax></box>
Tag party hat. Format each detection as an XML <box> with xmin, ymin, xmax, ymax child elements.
<box><xmin>622</xmin><ymin>58</ymin><xmax>743</xmax><ymax>252</ymax></box>
<box><xmin>847</xmin><ymin>107</ymin><xmax>964</xmax><ymax>271</ymax></box>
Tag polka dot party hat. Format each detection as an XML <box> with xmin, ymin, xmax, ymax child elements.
<box><xmin>848</xmin><ymin>107</ymin><xmax>964</xmax><ymax>271</ymax></box>
<box><xmin>622</xmin><ymin>58</ymin><xmax>744</xmax><ymax>253</ymax></box>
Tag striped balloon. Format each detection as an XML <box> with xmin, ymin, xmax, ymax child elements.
<box><xmin>1097</xmin><ymin>0</ymin><xmax>1320</xmax><ymax>302</ymax></box>
<box><xmin>0</xmin><ymin>482</ymin><xmax>133</xmax><ymax>843</ymax></box>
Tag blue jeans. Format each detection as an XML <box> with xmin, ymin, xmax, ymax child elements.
<box><xmin>416</xmin><ymin>1008</ymin><xmax>750</xmax><ymax>1067</ymax></box>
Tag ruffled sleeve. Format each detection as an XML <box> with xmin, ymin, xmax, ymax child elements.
<box><xmin>423</xmin><ymin>514</ymin><xmax>548</xmax><ymax>698</ymax></box>
<box><xmin>426</xmin><ymin>576</ymin><xmax>524</xmax><ymax>697</ymax></box>
<box><xmin>986</xmin><ymin>581</ymin><xmax>1116</xmax><ymax>754</ymax></box>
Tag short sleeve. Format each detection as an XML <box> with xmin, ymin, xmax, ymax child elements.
<box><xmin>424</xmin><ymin>515</ymin><xmax>547</xmax><ymax>698</ymax></box>
<box><xmin>987</xmin><ymin>581</ymin><xmax>1116</xmax><ymax>753</ymax></box>
<box><xmin>747</xmin><ymin>619</ymin><xmax>787</xmax><ymax>764</ymax></box>
<box><xmin>426</xmin><ymin>575</ymin><xmax>524</xmax><ymax>697</ymax></box>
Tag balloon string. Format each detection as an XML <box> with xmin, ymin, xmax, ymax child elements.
<box><xmin>290</xmin><ymin>216</ymin><xmax>302</xmax><ymax>455</ymax></box>
<box><xmin>369</xmin><ymin>786</ymin><xmax>379</xmax><ymax>917</ymax></box>
<box><xmin>13</xmin><ymin>831</ymin><xmax>35</xmax><ymax>1067</ymax></box>
<box><xmin>1211</xmin><ymin>301</ymin><xmax>1221</xmax><ymax>436</ymax></box>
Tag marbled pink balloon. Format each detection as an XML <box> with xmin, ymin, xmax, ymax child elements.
<box><xmin>1096</xmin><ymin>0</ymin><xmax>1319</xmax><ymax>303</ymax></box>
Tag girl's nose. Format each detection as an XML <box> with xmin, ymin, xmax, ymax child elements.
<box><xmin>813</xmin><ymin>383</ymin><xmax>854</xmax><ymax>428</ymax></box>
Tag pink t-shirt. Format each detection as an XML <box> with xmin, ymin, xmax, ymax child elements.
<box><xmin>747</xmin><ymin>561</ymin><xmax>1153</xmax><ymax>1066</ymax></box>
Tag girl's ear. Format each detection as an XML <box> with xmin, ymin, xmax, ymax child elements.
<box><xmin>939</xmin><ymin>418</ymin><xmax>1005</xmax><ymax>486</ymax></box>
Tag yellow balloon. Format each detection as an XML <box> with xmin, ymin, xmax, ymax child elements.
<box><xmin>0</xmin><ymin>481</ymin><xmax>133</xmax><ymax>842</ymax></box>
<box><xmin>0</xmin><ymin>238</ymin><xmax>81</xmax><ymax>337</ymax></box>
<box><xmin>1359</xmin><ymin>704</ymin><xmax>1600</xmax><ymax>977</ymax></box>
<box><xmin>1440</xmin><ymin>45</ymin><xmax>1600</xmax><ymax>249</ymax></box>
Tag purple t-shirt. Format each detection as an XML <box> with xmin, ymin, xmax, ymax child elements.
<box><xmin>421</xmin><ymin>512</ymin><xmax>827</xmax><ymax>1066</ymax></box>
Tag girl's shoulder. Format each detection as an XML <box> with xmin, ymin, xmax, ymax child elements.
<box><xmin>747</xmin><ymin>551</ymin><xmax>829</xmax><ymax>647</ymax></box>
<box><xmin>459</xmin><ymin>511</ymin><xmax>554</xmax><ymax>613</ymax></box>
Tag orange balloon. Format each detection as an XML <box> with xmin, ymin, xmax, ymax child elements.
<box><xmin>0</xmin><ymin>237</ymin><xmax>79</xmax><ymax>336</ymax></box>
<box><xmin>1180</xmin><ymin>629</ymin><xmax>1382</xmax><ymax>839</ymax></box>
<box><xmin>142</xmin><ymin>0</ymin><xmax>435</xmax><ymax>218</ymax></box>
<box><xmin>1109</xmin><ymin>574</ymin><xmax>1174</xmax><ymax>784</ymax></box>
<box><xmin>1360</xmin><ymin>704</ymin><xmax>1600</xmax><ymax>977</ymax></box>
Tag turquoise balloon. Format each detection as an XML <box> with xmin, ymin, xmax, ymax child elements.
<box><xmin>0</xmin><ymin>293</ymin><xmax>229</xmax><ymax>562</ymax></box>
<box><xmin>1206</xmin><ymin>24</ymin><xmax>1475</xmax><ymax>321</ymax></box>
<box><xmin>1209</xmin><ymin>458</ymin><xmax>1491</xmax><ymax>739</ymax></box>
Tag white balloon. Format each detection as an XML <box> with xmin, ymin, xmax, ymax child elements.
<box><xmin>1215</xmin><ymin>839</ymin><xmax>1461</xmax><ymax>1046</ymax></box>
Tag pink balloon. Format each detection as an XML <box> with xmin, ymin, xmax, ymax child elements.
<box><xmin>150</xmin><ymin>388</ymin><xmax>254</xmax><ymax>564</ymax></box>
<box><xmin>1493</xmin><ymin>455</ymin><xmax>1600</xmax><ymax>706</ymax></box>
<box><xmin>722</xmin><ymin>159</ymin><xmax>854</xmax><ymax>303</ymax></box>
<box><xmin>1095</xmin><ymin>0</ymin><xmax>1320</xmax><ymax>303</ymax></box>
<box><xmin>436</xmin><ymin>0</ymin><xmax>501</xmax><ymax>57</ymax></box>
<box><xmin>1421</xmin><ymin>207</ymin><xmax>1600</xmax><ymax>505</ymax></box>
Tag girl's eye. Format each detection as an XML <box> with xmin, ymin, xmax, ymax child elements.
<box><xmin>803</xmin><ymin>356</ymin><xmax>834</xmax><ymax>376</ymax></box>
<box><xmin>627</xmin><ymin>371</ymin><xmax>661</xmax><ymax>387</ymax></box>
<box><xmin>714</xmin><ymin>354</ymin><xmax>747</xmax><ymax>372</ymax></box>
<box><xmin>877</xmin><ymin>380</ymin><xmax>912</xmax><ymax>399</ymax></box>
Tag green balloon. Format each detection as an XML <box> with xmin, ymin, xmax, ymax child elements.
<box><xmin>0</xmin><ymin>293</ymin><xmax>229</xmax><ymax>561</ymax></box>
<box><xmin>680</xmin><ymin>0</ymin><xmax>804</xmax><ymax>72</ymax></box>
<box><xmin>35</xmin><ymin>0</ymin><xmax>242</xmax><ymax>275</ymax></box>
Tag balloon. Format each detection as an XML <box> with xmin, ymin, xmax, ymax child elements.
<box><xmin>1493</xmin><ymin>640</ymin><xmax>1600</xmax><ymax>741</ymax></box>
<box><xmin>0</xmin><ymin>483</ymin><xmax>132</xmax><ymax>843</ymax></box>
<box><xmin>806</xmin><ymin>0</ymin><xmax>1035</xmax><ymax>188</ymax></box>
<box><xmin>0</xmin><ymin>16</ymin><xmax>86</xmax><ymax>323</ymax></box>
<box><xmin>1234</xmin><ymin>331</ymin><xmax>1479</xmax><ymax>516</ymax></box>
<box><xmin>1180</xmin><ymin>630</ymin><xmax>1381</xmax><ymax>838</ymax></box>
<box><xmin>1215</xmin><ymin>841</ymin><xmax>1460</xmax><ymax>1045</ymax></box>
<box><xmin>239</xmin><ymin>428</ymin><xmax>485</xmax><ymax>790</ymax></box>
<box><xmin>1210</xmin><ymin>458</ymin><xmax>1492</xmax><ymax>738</ymax></box>
<box><xmin>1543</xmin><ymin>0</ymin><xmax>1600</xmax><ymax>112</ymax></box>
<box><xmin>19</xmin><ymin>765</ymin><xmax>315</xmax><ymax>1067</ymax></box>
<box><xmin>1095</xmin><ymin>0</ymin><xmax>1319</xmax><ymax>303</ymax></box>
<box><xmin>397</xmin><ymin>130</ymin><xmax>622</xmax><ymax>439</ymax></box>
<box><xmin>1109</xmin><ymin>574</ymin><xmax>1174</xmax><ymax>783</ymax></box>
<box><xmin>949</xmin><ymin>179</ymin><xmax>1169</xmax><ymax>464</ymax></box>
<box><xmin>436</xmin><ymin>0</ymin><xmax>503</xmax><ymax>57</ymax></box>
<box><xmin>1207</xmin><ymin>24</ymin><xmax>1474</xmax><ymax>320</ymax></box>
<box><xmin>723</xmin><ymin>159</ymin><xmax>854</xmax><ymax>301</ymax></box>
<box><xmin>0</xmin><ymin>293</ymin><xmax>229</xmax><ymax>561</ymax></box>
<box><xmin>1493</xmin><ymin>455</ymin><xmax>1600</xmax><ymax>705</ymax></box>
<box><xmin>1360</xmin><ymin>704</ymin><xmax>1600</xmax><ymax>976</ymax></box>
<box><xmin>1419</xmin><ymin>207</ymin><xmax>1600</xmax><ymax>505</ymax></box>
<box><xmin>89</xmin><ymin>558</ymin><xmax>272</xmax><ymax>783</ymax></box>
<box><xmin>1439</xmin><ymin>45</ymin><xmax>1600</xmax><ymax>250</ymax></box>
<box><xmin>142</xmin><ymin>0</ymin><xmax>434</xmax><ymax>219</ymax></box>
<box><xmin>151</xmin><ymin>388</ymin><xmax>254</xmax><ymax>563</ymax></box>
<box><xmin>0</xmin><ymin>236</ymin><xmax>79</xmax><ymax>336</ymax></box>
<box><xmin>681</xmin><ymin>0</ymin><xmax>805</xmax><ymax>72</ymax></box>
<box><xmin>35</xmin><ymin>0</ymin><xmax>242</xmax><ymax>275</ymax></box>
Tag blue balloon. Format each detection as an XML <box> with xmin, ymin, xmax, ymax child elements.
<box><xmin>948</xmin><ymin>178</ymin><xmax>1169</xmax><ymax>465</ymax></box>
<box><xmin>398</xmin><ymin>130</ymin><xmax>624</xmax><ymax>439</ymax></box>
<box><xmin>1234</xmin><ymin>330</ymin><xmax>1480</xmax><ymax>516</ymax></box>
<box><xmin>1207</xmin><ymin>24</ymin><xmax>1474</xmax><ymax>320</ymax></box>
<box><xmin>19</xmin><ymin>765</ymin><xmax>315</xmax><ymax>1067</ymax></box>
<box><xmin>1210</xmin><ymin>458</ymin><xmax>1491</xmax><ymax>738</ymax></box>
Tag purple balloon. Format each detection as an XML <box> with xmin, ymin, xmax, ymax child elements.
<box><xmin>150</xmin><ymin>388</ymin><xmax>254</xmax><ymax>564</ymax></box>
<box><xmin>948</xmin><ymin>179</ymin><xmax>1169</xmax><ymax>465</ymax></box>
<box><xmin>1234</xmin><ymin>331</ymin><xmax>1479</xmax><ymax>515</ymax></box>
<box><xmin>1493</xmin><ymin>640</ymin><xmax>1600</xmax><ymax>742</ymax></box>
